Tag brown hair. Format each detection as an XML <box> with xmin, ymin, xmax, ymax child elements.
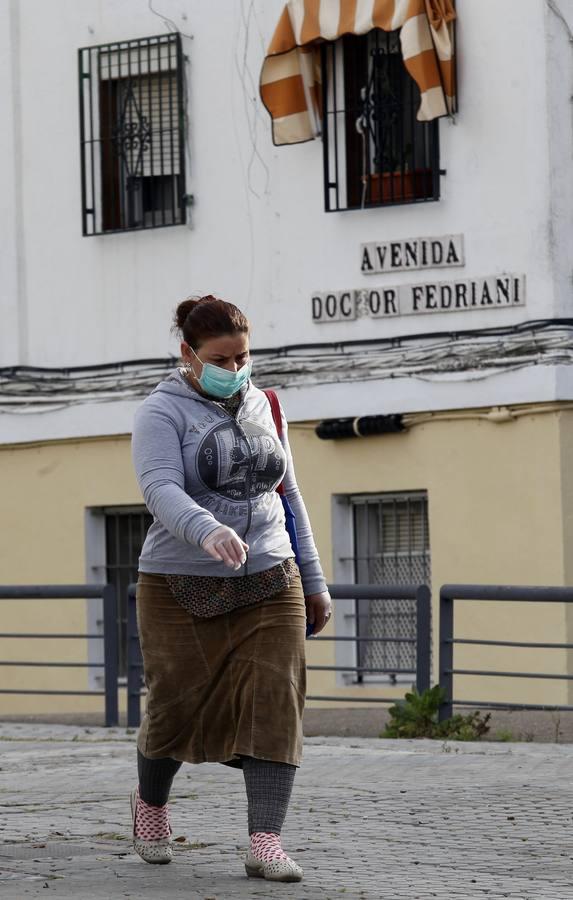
<box><xmin>173</xmin><ymin>295</ymin><xmax>250</xmax><ymax>350</ymax></box>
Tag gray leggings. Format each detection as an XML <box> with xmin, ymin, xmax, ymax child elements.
<box><xmin>137</xmin><ymin>749</ymin><xmax>296</xmax><ymax>835</ymax></box>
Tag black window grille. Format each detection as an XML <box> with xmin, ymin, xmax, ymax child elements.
<box><xmin>352</xmin><ymin>492</ymin><xmax>431</xmax><ymax>683</ymax></box>
<box><xmin>78</xmin><ymin>33</ymin><xmax>187</xmax><ymax>235</ymax></box>
<box><xmin>104</xmin><ymin>506</ymin><xmax>152</xmax><ymax>677</ymax></box>
<box><xmin>321</xmin><ymin>30</ymin><xmax>440</xmax><ymax>212</ymax></box>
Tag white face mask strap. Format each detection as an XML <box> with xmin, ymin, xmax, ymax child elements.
<box><xmin>188</xmin><ymin>345</ymin><xmax>203</xmax><ymax>373</ymax></box>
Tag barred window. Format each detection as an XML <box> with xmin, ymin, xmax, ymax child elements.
<box><xmin>321</xmin><ymin>30</ymin><xmax>440</xmax><ymax>212</ymax></box>
<box><xmin>78</xmin><ymin>34</ymin><xmax>187</xmax><ymax>235</ymax></box>
<box><xmin>352</xmin><ymin>492</ymin><xmax>431</xmax><ymax>683</ymax></box>
<box><xmin>104</xmin><ymin>506</ymin><xmax>152</xmax><ymax>677</ymax></box>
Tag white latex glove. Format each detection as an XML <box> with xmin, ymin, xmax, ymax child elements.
<box><xmin>201</xmin><ymin>525</ymin><xmax>249</xmax><ymax>570</ymax></box>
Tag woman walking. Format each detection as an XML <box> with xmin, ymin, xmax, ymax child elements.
<box><xmin>130</xmin><ymin>295</ymin><xmax>331</xmax><ymax>882</ymax></box>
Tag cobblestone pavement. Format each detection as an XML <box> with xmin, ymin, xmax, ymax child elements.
<box><xmin>1</xmin><ymin>724</ymin><xmax>573</xmax><ymax>899</ymax></box>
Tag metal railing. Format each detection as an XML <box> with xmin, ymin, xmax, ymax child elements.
<box><xmin>127</xmin><ymin>583</ymin><xmax>144</xmax><ymax>729</ymax></box>
<box><xmin>0</xmin><ymin>585</ymin><xmax>118</xmax><ymax>726</ymax></box>
<box><xmin>438</xmin><ymin>584</ymin><xmax>573</xmax><ymax>721</ymax></box>
<box><xmin>5</xmin><ymin>581</ymin><xmax>573</xmax><ymax>730</ymax></box>
<box><xmin>307</xmin><ymin>584</ymin><xmax>431</xmax><ymax>703</ymax></box>
<box><xmin>125</xmin><ymin>582</ymin><xmax>431</xmax><ymax>727</ymax></box>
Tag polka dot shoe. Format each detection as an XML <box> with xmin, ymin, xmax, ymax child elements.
<box><xmin>244</xmin><ymin>832</ymin><xmax>303</xmax><ymax>882</ymax></box>
<box><xmin>130</xmin><ymin>787</ymin><xmax>173</xmax><ymax>864</ymax></box>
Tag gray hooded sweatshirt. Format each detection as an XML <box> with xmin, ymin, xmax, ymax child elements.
<box><xmin>131</xmin><ymin>371</ymin><xmax>327</xmax><ymax>596</ymax></box>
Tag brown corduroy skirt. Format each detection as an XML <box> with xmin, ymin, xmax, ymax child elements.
<box><xmin>136</xmin><ymin>572</ymin><xmax>307</xmax><ymax>767</ymax></box>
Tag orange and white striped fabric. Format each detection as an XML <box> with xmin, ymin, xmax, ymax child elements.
<box><xmin>260</xmin><ymin>0</ymin><xmax>456</xmax><ymax>146</ymax></box>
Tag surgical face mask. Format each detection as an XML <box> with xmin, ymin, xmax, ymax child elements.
<box><xmin>191</xmin><ymin>347</ymin><xmax>252</xmax><ymax>399</ymax></box>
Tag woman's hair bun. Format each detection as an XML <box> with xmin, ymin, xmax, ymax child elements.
<box><xmin>174</xmin><ymin>296</ymin><xmax>205</xmax><ymax>331</ymax></box>
<box><xmin>172</xmin><ymin>294</ymin><xmax>250</xmax><ymax>350</ymax></box>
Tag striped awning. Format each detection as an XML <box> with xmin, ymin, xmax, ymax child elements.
<box><xmin>260</xmin><ymin>0</ymin><xmax>456</xmax><ymax>146</ymax></box>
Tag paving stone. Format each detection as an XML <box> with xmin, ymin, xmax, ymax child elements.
<box><xmin>1</xmin><ymin>726</ymin><xmax>573</xmax><ymax>897</ymax></box>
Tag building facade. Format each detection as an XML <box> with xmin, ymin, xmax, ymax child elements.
<box><xmin>1</xmin><ymin>0</ymin><xmax>573</xmax><ymax>718</ymax></box>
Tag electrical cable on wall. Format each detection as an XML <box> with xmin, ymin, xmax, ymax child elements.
<box><xmin>230</xmin><ymin>0</ymin><xmax>274</xmax><ymax>311</ymax></box>
<box><xmin>147</xmin><ymin>0</ymin><xmax>194</xmax><ymax>41</ymax></box>
<box><xmin>236</xmin><ymin>0</ymin><xmax>271</xmax><ymax>199</ymax></box>
<box><xmin>147</xmin><ymin>0</ymin><xmax>270</xmax><ymax>304</ymax></box>
<box><xmin>3</xmin><ymin>321</ymin><xmax>573</xmax><ymax>414</ymax></box>
<box><xmin>146</xmin><ymin>0</ymin><xmax>194</xmax><ymax>230</ymax></box>
<box><xmin>546</xmin><ymin>0</ymin><xmax>573</xmax><ymax>41</ymax></box>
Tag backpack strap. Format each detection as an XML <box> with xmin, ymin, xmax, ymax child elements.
<box><xmin>263</xmin><ymin>389</ymin><xmax>285</xmax><ymax>495</ymax></box>
<box><xmin>263</xmin><ymin>388</ymin><xmax>283</xmax><ymax>438</ymax></box>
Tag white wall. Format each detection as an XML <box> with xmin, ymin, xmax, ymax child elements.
<box><xmin>267</xmin><ymin>0</ymin><xmax>556</xmax><ymax>340</ymax></box>
<box><xmin>0</xmin><ymin>0</ymin><xmax>25</xmax><ymax>368</ymax></box>
<box><xmin>545</xmin><ymin>0</ymin><xmax>573</xmax><ymax>318</ymax></box>
<box><xmin>0</xmin><ymin>364</ymin><xmax>561</xmax><ymax>445</ymax></box>
<box><xmin>1</xmin><ymin>0</ymin><xmax>572</xmax><ymax>442</ymax></box>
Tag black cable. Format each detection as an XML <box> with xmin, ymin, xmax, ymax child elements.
<box><xmin>147</xmin><ymin>0</ymin><xmax>194</xmax><ymax>41</ymax></box>
<box><xmin>2</xmin><ymin>319</ymin><xmax>573</xmax><ymax>378</ymax></box>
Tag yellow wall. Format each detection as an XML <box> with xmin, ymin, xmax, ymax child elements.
<box><xmin>0</xmin><ymin>405</ymin><xmax>571</xmax><ymax>716</ymax></box>
<box><xmin>291</xmin><ymin>407</ymin><xmax>567</xmax><ymax>708</ymax></box>
<box><xmin>559</xmin><ymin>410</ymin><xmax>573</xmax><ymax>690</ymax></box>
<box><xmin>0</xmin><ymin>437</ymin><xmax>140</xmax><ymax>715</ymax></box>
